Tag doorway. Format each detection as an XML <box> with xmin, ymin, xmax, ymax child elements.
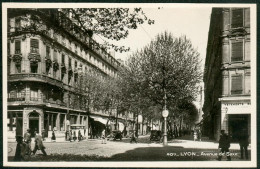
<box><xmin>228</xmin><ymin>114</ymin><xmax>249</xmax><ymax>142</ymax></box>
<box><xmin>29</xmin><ymin>112</ymin><xmax>40</xmax><ymax>137</ymax></box>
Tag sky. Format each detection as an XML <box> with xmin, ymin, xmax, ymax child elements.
<box><xmin>94</xmin><ymin>6</ymin><xmax>212</xmax><ymax>69</ymax></box>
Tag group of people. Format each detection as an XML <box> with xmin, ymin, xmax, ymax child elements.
<box><xmin>217</xmin><ymin>129</ymin><xmax>249</xmax><ymax>161</ymax></box>
<box><xmin>65</xmin><ymin>130</ymin><xmax>83</xmax><ymax>142</ymax></box>
<box><xmin>14</xmin><ymin>129</ymin><xmax>47</xmax><ymax>161</ymax></box>
<box><xmin>193</xmin><ymin>129</ymin><xmax>202</xmax><ymax>141</ymax></box>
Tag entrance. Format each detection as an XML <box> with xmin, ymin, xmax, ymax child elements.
<box><xmin>228</xmin><ymin>114</ymin><xmax>250</xmax><ymax>142</ymax></box>
<box><xmin>29</xmin><ymin>112</ymin><xmax>40</xmax><ymax>137</ymax></box>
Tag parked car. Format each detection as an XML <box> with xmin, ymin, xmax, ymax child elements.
<box><xmin>111</xmin><ymin>130</ymin><xmax>123</xmax><ymax>140</ymax></box>
<box><xmin>150</xmin><ymin>130</ymin><xmax>162</xmax><ymax>141</ymax></box>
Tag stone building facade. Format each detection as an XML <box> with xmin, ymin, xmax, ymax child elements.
<box><xmin>7</xmin><ymin>9</ymin><xmax>134</xmax><ymax>140</ymax></box>
<box><xmin>203</xmin><ymin>8</ymin><xmax>251</xmax><ymax>141</ymax></box>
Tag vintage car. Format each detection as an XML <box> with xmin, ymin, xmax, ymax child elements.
<box><xmin>150</xmin><ymin>130</ymin><xmax>162</xmax><ymax>141</ymax></box>
<box><xmin>111</xmin><ymin>130</ymin><xmax>123</xmax><ymax>140</ymax></box>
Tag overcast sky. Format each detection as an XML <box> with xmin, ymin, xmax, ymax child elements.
<box><xmin>95</xmin><ymin>7</ymin><xmax>212</xmax><ymax>69</ymax></box>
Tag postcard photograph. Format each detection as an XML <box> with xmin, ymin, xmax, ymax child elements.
<box><xmin>2</xmin><ymin>3</ymin><xmax>257</xmax><ymax>168</ymax></box>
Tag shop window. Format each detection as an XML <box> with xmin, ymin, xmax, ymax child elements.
<box><xmin>15</xmin><ymin>40</ymin><xmax>21</xmax><ymax>54</ymax></box>
<box><xmin>49</xmin><ymin>114</ymin><xmax>57</xmax><ymax>130</ymax></box>
<box><xmin>30</xmin><ymin>39</ymin><xmax>39</xmax><ymax>53</ymax></box>
<box><xmin>231</xmin><ymin>9</ymin><xmax>244</xmax><ymax>28</ymax></box>
<box><xmin>231</xmin><ymin>41</ymin><xmax>243</xmax><ymax>62</ymax></box>
<box><xmin>60</xmin><ymin>114</ymin><xmax>65</xmax><ymax>131</ymax></box>
<box><xmin>30</xmin><ymin>87</ymin><xmax>38</xmax><ymax>101</ymax></box>
<box><xmin>231</xmin><ymin>74</ymin><xmax>243</xmax><ymax>95</ymax></box>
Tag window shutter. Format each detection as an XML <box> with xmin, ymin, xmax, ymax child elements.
<box><xmin>231</xmin><ymin>42</ymin><xmax>243</xmax><ymax>62</ymax></box>
<box><xmin>30</xmin><ymin>39</ymin><xmax>39</xmax><ymax>48</ymax></box>
<box><xmin>231</xmin><ymin>9</ymin><xmax>243</xmax><ymax>28</ymax></box>
<box><xmin>231</xmin><ymin>75</ymin><xmax>243</xmax><ymax>94</ymax></box>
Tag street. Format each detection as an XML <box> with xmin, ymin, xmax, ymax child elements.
<box><xmin>8</xmin><ymin>135</ymin><xmax>251</xmax><ymax>161</ymax></box>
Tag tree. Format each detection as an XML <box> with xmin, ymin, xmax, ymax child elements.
<box><xmin>123</xmin><ymin>31</ymin><xmax>202</xmax><ymax>125</ymax></box>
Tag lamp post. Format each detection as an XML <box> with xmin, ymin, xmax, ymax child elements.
<box><xmin>162</xmin><ymin>89</ymin><xmax>169</xmax><ymax>146</ymax></box>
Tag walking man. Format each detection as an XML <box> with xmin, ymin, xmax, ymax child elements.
<box><xmin>32</xmin><ymin>132</ymin><xmax>47</xmax><ymax>156</ymax></box>
<box><xmin>101</xmin><ymin>129</ymin><xmax>106</xmax><ymax>144</ymax></box>
<box><xmin>238</xmin><ymin>128</ymin><xmax>249</xmax><ymax>160</ymax></box>
<box><xmin>217</xmin><ymin>130</ymin><xmax>231</xmax><ymax>161</ymax></box>
<box><xmin>23</xmin><ymin>129</ymin><xmax>32</xmax><ymax>155</ymax></box>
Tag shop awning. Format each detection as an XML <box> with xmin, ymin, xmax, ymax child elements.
<box><xmin>89</xmin><ymin>115</ymin><xmax>116</xmax><ymax>125</ymax></box>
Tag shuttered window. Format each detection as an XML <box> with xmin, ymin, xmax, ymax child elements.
<box><xmin>15</xmin><ymin>40</ymin><xmax>21</xmax><ymax>54</ymax></box>
<box><xmin>231</xmin><ymin>74</ymin><xmax>243</xmax><ymax>95</ymax></box>
<box><xmin>30</xmin><ymin>39</ymin><xmax>39</xmax><ymax>53</ymax></box>
<box><xmin>231</xmin><ymin>9</ymin><xmax>243</xmax><ymax>28</ymax></box>
<box><xmin>231</xmin><ymin>42</ymin><xmax>243</xmax><ymax>62</ymax></box>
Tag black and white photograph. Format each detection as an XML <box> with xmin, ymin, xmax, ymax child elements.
<box><xmin>2</xmin><ymin>3</ymin><xmax>257</xmax><ymax>168</ymax></box>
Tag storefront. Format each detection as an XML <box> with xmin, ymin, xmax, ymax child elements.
<box><xmin>220</xmin><ymin>97</ymin><xmax>251</xmax><ymax>142</ymax></box>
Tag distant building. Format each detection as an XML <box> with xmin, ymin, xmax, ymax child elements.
<box><xmin>203</xmin><ymin>8</ymin><xmax>251</xmax><ymax>141</ymax></box>
<box><xmin>7</xmin><ymin>9</ymin><xmax>134</xmax><ymax>140</ymax></box>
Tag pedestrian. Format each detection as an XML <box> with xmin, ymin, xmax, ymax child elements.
<box><xmin>14</xmin><ymin>136</ymin><xmax>27</xmax><ymax>161</ymax></box>
<box><xmin>73</xmin><ymin>130</ymin><xmax>77</xmax><ymax>141</ymax></box>
<box><xmin>78</xmin><ymin>130</ymin><xmax>82</xmax><ymax>142</ymax></box>
<box><xmin>65</xmin><ymin>130</ymin><xmax>68</xmax><ymax>141</ymax></box>
<box><xmin>51</xmin><ymin>130</ymin><xmax>56</xmax><ymax>142</ymax></box>
<box><xmin>23</xmin><ymin>129</ymin><xmax>32</xmax><ymax>155</ymax></box>
<box><xmin>101</xmin><ymin>129</ymin><xmax>106</xmax><ymax>144</ymax></box>
<box><xmin>130</xmin><ymin>131</ymin><xmax>137</xmax><ymax>143</ymax></box>
<box><xmin>69</xmin><ymin>130</ymin><xmax>72</xmax><ymax>142</ymax></box>
<box><xmin>197</xmin><ymin>129</ymin><xmax>202</xmax><ymax>141</ymax></box>
<box><xmin>42</xmin><ymin>129</ymin><xmax>45</xmax><ymax>141</ymax></box>
<box><xmin>32</xmin><ymin>131</ymin><xmax>47</xmax><ymax>156</ymax></box>
<box><xmin>217</xmin><ymin>130</ymin><xmax>231</xmax><ymax>161</ymax></box>
<box><xmin>193</xmin><ymin>130</ymin><xmax>198</xmax><ymax>141</ymax></box>
<box><xmin>238</xmin><ymin>128</ymin><xmax>249</xmax><ymax>159</ymax></box>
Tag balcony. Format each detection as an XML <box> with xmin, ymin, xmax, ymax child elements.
<box><xmin>8</xmin><ymin>73</ymin><xmax>63</xmax><ymax>88</ymax></box>
<box><xmin>8</xmin><ymin>97</ymin><xmax>25</xmax><ymax>102</ymax></box>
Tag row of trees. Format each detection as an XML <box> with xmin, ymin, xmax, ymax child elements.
<box><xmin>74</xmin><ymin>31</ymin><xmax>202</xmax><ymax>135</ymax></box>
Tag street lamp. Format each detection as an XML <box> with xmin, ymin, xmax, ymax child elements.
<box><xmin>162</xmin><ymin>89</ymin><xmax>169</xmax><ymax>146</ymax></box>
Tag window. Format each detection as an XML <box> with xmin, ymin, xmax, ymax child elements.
<box><xmin>231</xmin><ymin>41</ymin><xmax>243</xmax><ymax>62</ymax></box>
<box><xmin>231</xmin><ymin>9</ymin><xmax>243</xmax><ymax>28</ymax></box>
<box><xmin>30</xmin><ymin>62</ymin><xmax>38</xmax><ymax>73</ymax></box>
<box><xmin>15</xmin><ymin>40</ymin><xmax>21</xmax><ymax>54</ymax></box>
<box><xmin>15</xmin><ymin>63</ymin><xmax>21</xmax><ymax>73</ymax></box>
<box><xmin>30</xmin><ymin>39</ymin><xmax>39</xmax><ymax>53</ymax></box>
<box><xmin>46</xmin><ymin>46</ymin><xmax>50</xmax><ymax>58</ymax></box>
<box><xmin>8</xmin><ymin>42</ymin><xmax>10</xmax><ymax>55</ymax></box>
<box><xmin>231</xmin><ymin>74</ymin><xmax>243</xmax><ymax>95</ymax></box>
<box><xmin>54</xmin><ymin>50</ymin><xmax>57</xmax><ymax>61</ymax></box>
<box><xmin>75</xmin><ymin>61</ymin><xmax>77</xmax><ymax>69</ymax></box>
<box><xmin>62</xmin><ymin>54</ymin><xmax>65</xmax><ymax>63</ymax></box>
<box><xmin>30</xmin><ymin>87</ymin><xmax>38</xmax><ymax>101</ymax></box>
